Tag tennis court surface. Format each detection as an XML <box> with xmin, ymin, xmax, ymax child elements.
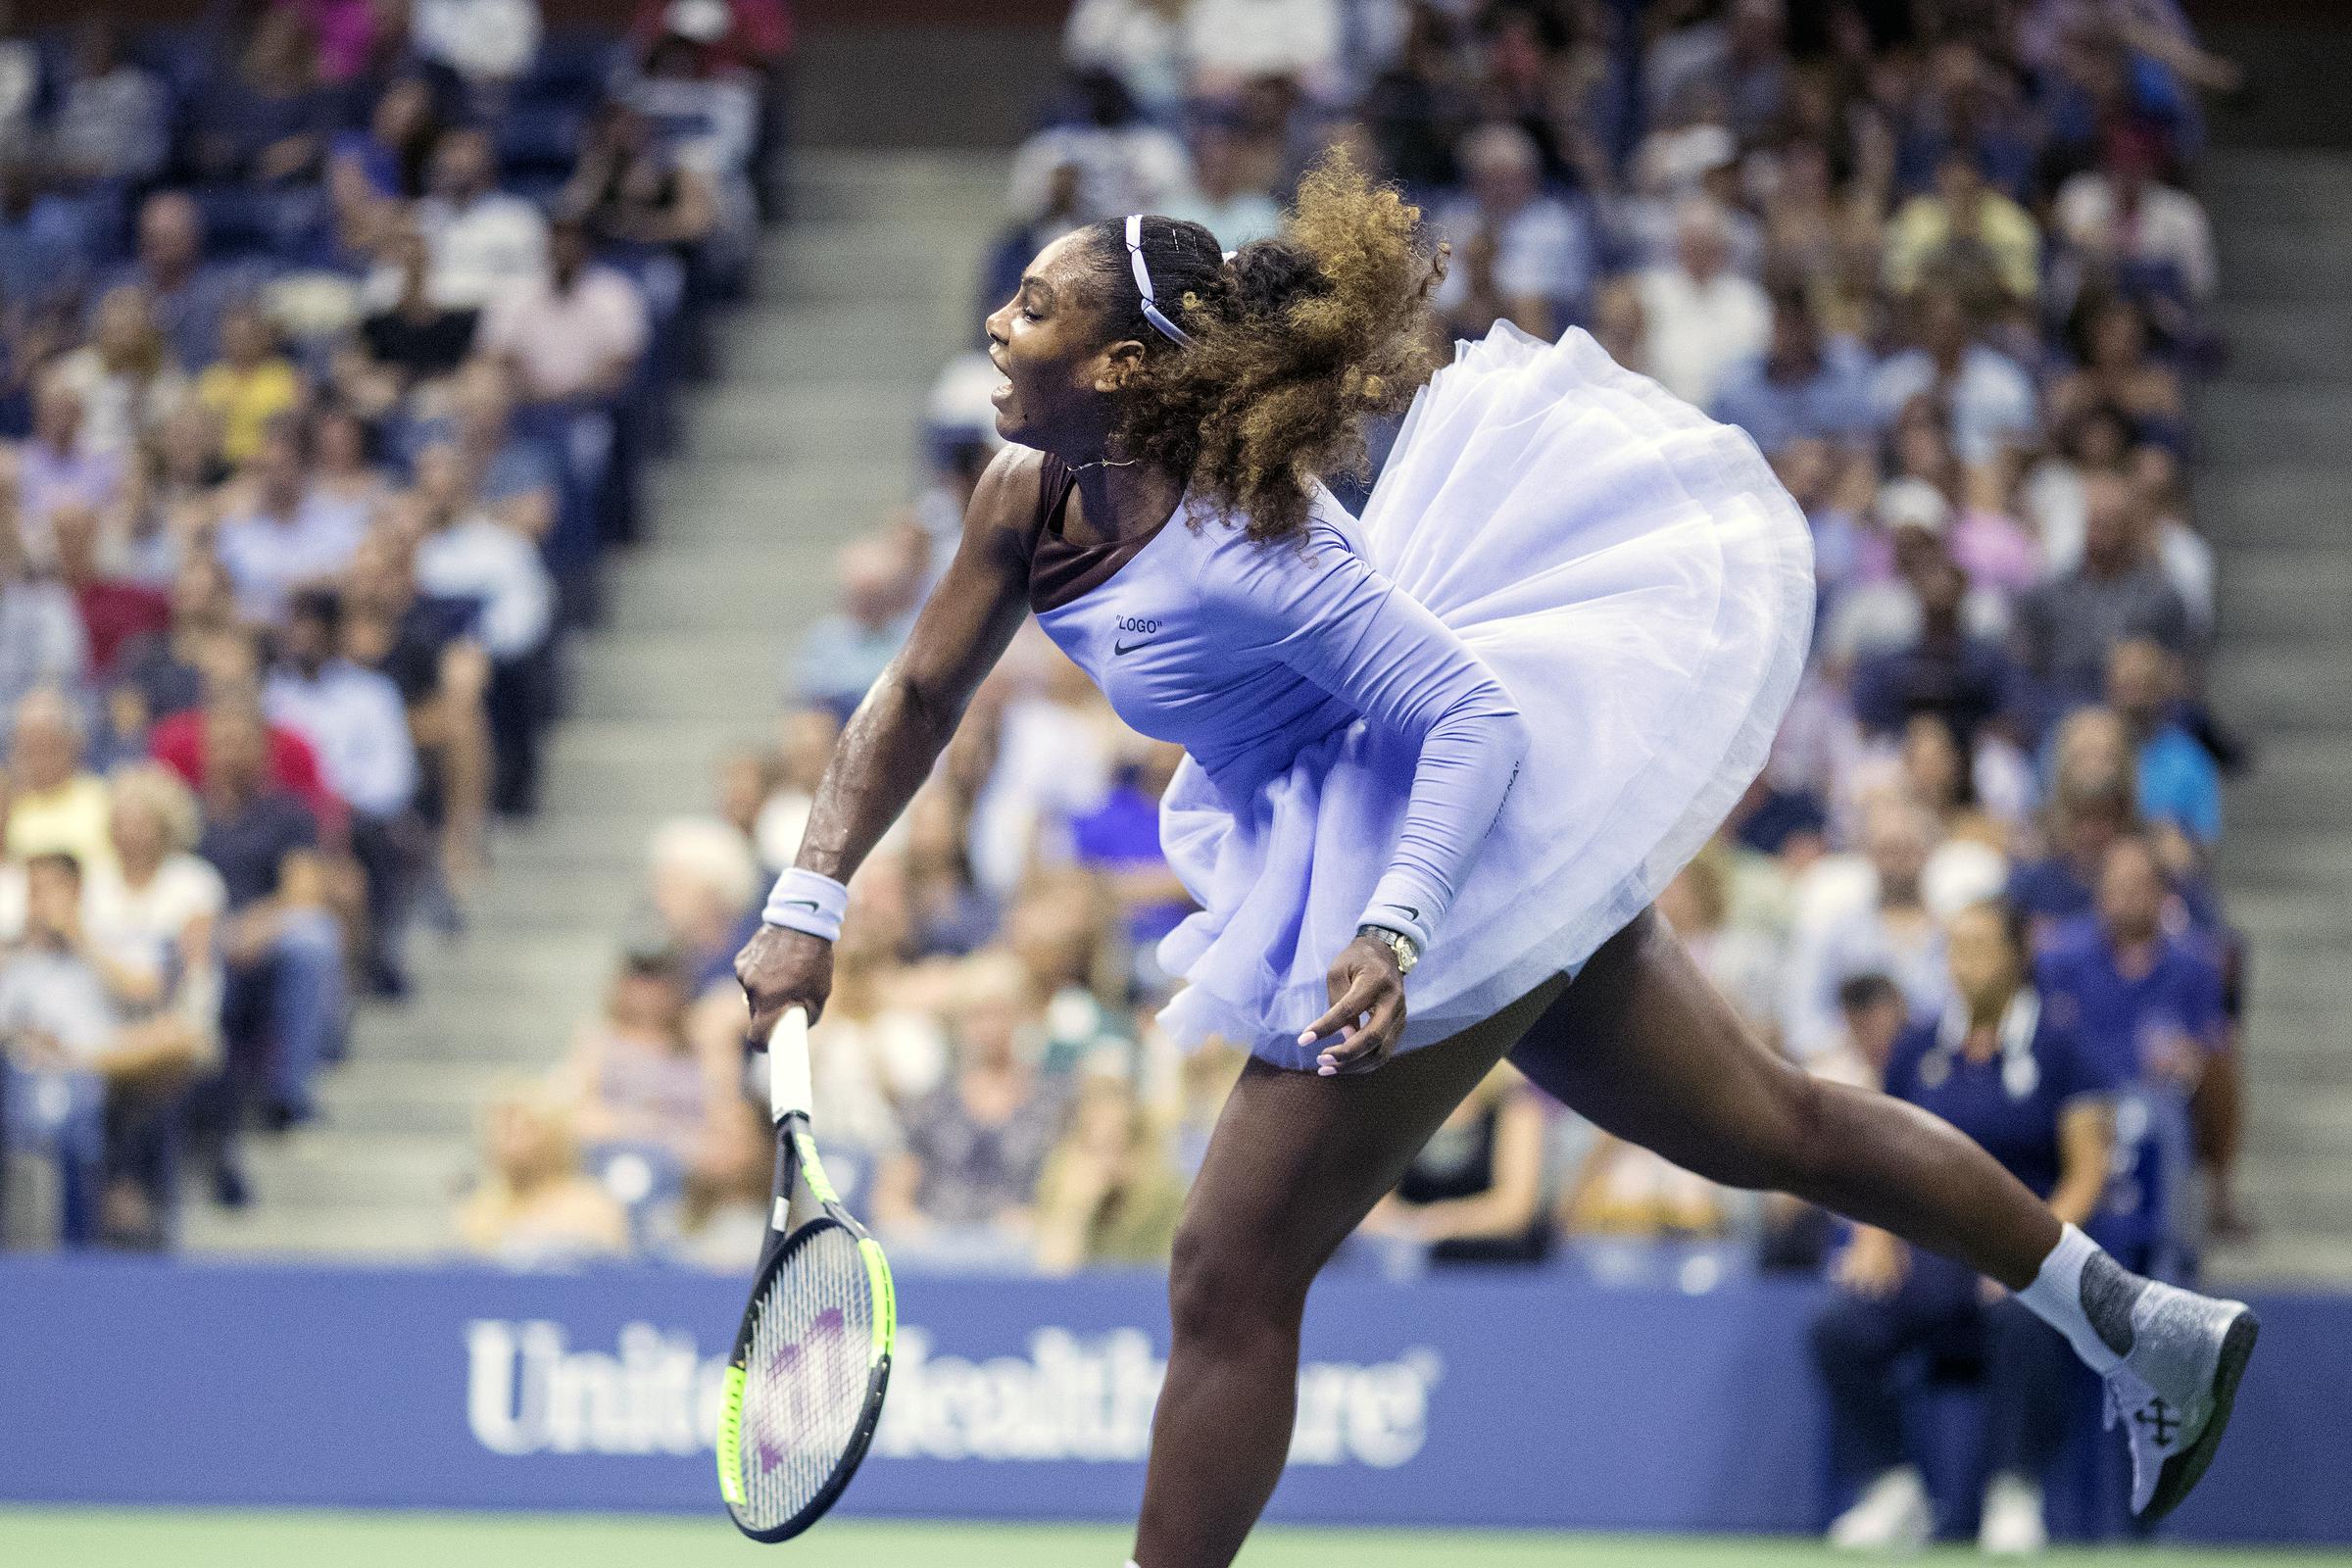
<box><xmin>9</xmin><ymin>1510</ymin><xmax>2350</xmax><ymax>1568</ymax></box>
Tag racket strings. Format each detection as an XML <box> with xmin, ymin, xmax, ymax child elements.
<box><xmin>735</xmin><ymin>1225</ymin><xmax>877</xmax><ymax>1531</ymax></box>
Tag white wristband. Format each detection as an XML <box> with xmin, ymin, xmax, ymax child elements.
<box><xmin>761</xmin><ymin>867</ymin><xmax>849</xmax><ymax>942</ymax></box>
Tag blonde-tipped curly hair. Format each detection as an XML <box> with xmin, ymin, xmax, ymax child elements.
<box><xmin>1077</xmin><ymin>151</ymin><xmax>1442</xmax><ymax>543</ymax></box>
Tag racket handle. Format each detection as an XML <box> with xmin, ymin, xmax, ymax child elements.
<box><xmin>766</xmin><ymin>1005</ymin><xmax>813</xmax><ymax>1125</ymax></box>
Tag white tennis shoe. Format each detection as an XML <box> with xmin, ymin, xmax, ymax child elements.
<box><xmin>1828</xmin><ymin>1465</ymin><xmax>1933</xmax><ymax>1551</ymax></box>
<box><xmin>2099</xmin><ymin>1278</ymin><xmax>2260</xmax><ymax>1522</ymax></box>
<box><xmin>1977</xmin><ymin>1474</ymin><xmax>2046</xmax><ymax>1555</ymax></box>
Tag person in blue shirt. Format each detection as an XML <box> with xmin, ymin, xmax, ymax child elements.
<box><xmin>2038</xmin><ymin>833</ymin><xmax>2227</xmax><ymax>1282</ymax></box>
<box><xmin>2107</xmin><ymin>637</ymin><xmax>2221</xmax><ymax>851</ymax></box>
<box><xmin>1708</xmin><ymin>287</ymin><xmax>1880</xmax><ymax>457</ymax></box>
<box><xmin>1815</xmin><ymin>900</ymin><xmax>2117</xmax><ymax>1552</ymax></box>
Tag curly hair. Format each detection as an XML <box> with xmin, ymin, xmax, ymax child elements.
<box><xmin>1071</xmin><ymin>152</ymin><xmax>1442</xmax><ymax>543</ymax></box>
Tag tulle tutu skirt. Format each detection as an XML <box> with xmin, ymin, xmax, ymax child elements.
<box><xmin>1155</xmin><ymin>322</ymin><xmax>1816</xmax><ymax>1070</ymax></box>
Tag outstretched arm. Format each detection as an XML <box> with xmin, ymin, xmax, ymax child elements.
<box><xmin>736</xmin><ymin>449</ymin><xmax>1044</xmax><ymax>1039</ymax></box>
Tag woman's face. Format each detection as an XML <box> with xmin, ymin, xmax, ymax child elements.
<box><xmin>1946</xmin><ymin>905</ymin><xmax>2022</xmax><ymax>1011</ymax></box>
<box><xmin>110</xmin><ymin>796</ymin><xmax>167</xmax><ymax>864</ymax></box>
<box><xmin>983</xmin><ymin>230</ymin><xmax>1135</xmax><ymax>459</ymax></box>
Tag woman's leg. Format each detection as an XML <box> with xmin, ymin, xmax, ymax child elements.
<box><xmin>1130</xmin><ymin>974</ymin><xmax>1569</xmax><ymax>1568</ymax></box>
<box><xmin>1508</xmin><ymin>909</ymin><xmax>2060</xmax><ymax>1289</ymax></box>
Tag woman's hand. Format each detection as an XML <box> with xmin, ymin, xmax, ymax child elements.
<box><xmin>734</xmin><ymin>924</ymin><xmax>836</xmax><ymax>1045</ymax></box>
<box><xmin>1298</xmin><ymin>935</ymin><xmax>1408</xmax><ymax>1076</ymax></box>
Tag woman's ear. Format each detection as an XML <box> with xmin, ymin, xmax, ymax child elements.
<box><xmin>1092</xmin><ymin>338</ymin><xmax>1148</xmax><ymax>394</ymax></box>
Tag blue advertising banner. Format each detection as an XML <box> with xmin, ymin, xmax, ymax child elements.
<box><xmin>0</xmin><ymin>1257</ymin><xmax>2343</xmax><ymax>1543</ymax></box>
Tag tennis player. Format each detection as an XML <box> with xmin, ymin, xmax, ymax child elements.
<box><xmin>736</xmin><ymin>158</ymin><xmax>2255</xmax><ymax>1567</ymax></box>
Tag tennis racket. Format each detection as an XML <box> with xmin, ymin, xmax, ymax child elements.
<box><xmin>717</xmin><ymin>1006</ymin><xmax>897</xmax><ymax>1543</ymax></box>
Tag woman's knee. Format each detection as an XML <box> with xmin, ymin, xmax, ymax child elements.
<box><xmin>1166</xmin><ymin>1213</ymin><xmax>1304</xmax><ymax>1353</ymax></box>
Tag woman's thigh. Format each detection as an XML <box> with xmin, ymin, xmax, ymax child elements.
<box><xmin>1508</xmin><ymin>908</ymin><xmax>1819</xmax><ymax>1191</ymax></box>
<box><xmin>1177</xmin><ymin>972</ymin><xmax>1573</xmax><ymax>1298</ymax></box>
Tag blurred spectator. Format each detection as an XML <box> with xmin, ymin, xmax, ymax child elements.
<box><xmin>1783</xmin><ymin>801</ymin><xmax>1949</xmax><ymax>1063</ymax></box>
<box><xmin>187</xmin><ymin>7</ymin><xmax>334</xmax><ymax>186</ymax></box>
<box><xmin>1183</xmin><ymin>0</ymin><xmax>1341</xmax><ymax>98</ymax></box>
<box><xmin>903</xmin><ymin>787</ymin><xmax>998</xmax><ymax>959</ymax></box>
<box><xmin>1815</xmin><ymin>900</ymin><xmax>2113</xmax><ymax>1554</ymax></box>
<box><xmin>2051</xmin><ymin>296</ymin><xmax>2184</xmax><ymax>457</ymax></box>
<box><xmin>872</xmin><ymin>953</ymin><xmax>1069</xmax><ymax>1258</ymax></box>
<box><xmin>1070</xmin><ymin>735</ymin><xmax>1193</xmax><ymax>963</ymax></box>
<box><xmin>0</xmin><ymin>6</ymin><xmax>32</xmax><ymax>157</ymax></box>
<box><xmin>479</xmin><ymin>216</ymin><xmax>651</xmax><ymax>407</ymax></box>
<box><xmin>1708</xmin><ymin>286</ymin><xmax>1878</xmax><ymax>456</ymax></box>
<box><xmin>51</xmin><ymin>504</ymin><xmax>170</xmax><ymax>684</ymax></box>
<box><xmin>1061</xmin><ymin>0</ymin><xmax>1189</xmax><ymax>122</ymax></box>
<box><xmin>354</xmin><ymin>222</ymin><xmax>481</xmax><ymax>406</ymax></box>
<box><xmin>751</xmin><ymin>705</ymin><xmax>840</xmax><ymax>870</ymax></box>
<box><xmin>789</xmin><ymin>534</ymin><xmax>919</xmax><ymax>721</ymax></box>
<box><xmin>1033</xmin><ymin>1061</ymin><xmax>1186</xmax><ymax>1273</ymax></box>
<box><xmin>805</xmin><ymin>894</ymin><xmax>950</xmax><ymax>1183</ymax></box>
<box><xmin>1882</xmin><ymin>149</ymin><xmax>2040</xmax><ymax>303</ymax></box>
<box><xmin>413</xmin><ymin>0</ymin><xmax>545</xmax><ymax>91</ymax></box>
<box><xmin>2038</xmin><ymin>834</ymin><xmax>2225</xmax><ymax>1279</ymax></box>
<box><xmin>455</xmin><ymin>1092</ymin><xmax>631</xmax><ymax>1267</ymax></box>
<box><xmin>1363</xmin><ymin>1061</ymin><xmax>1548</xmax><ymax>1264</ymax></box>
<box><xmin>564</xmin><ymin>103</ymin><xmax>723</xmax><ymax>261</ymax></box>
<box><xmin>415</xmin><ymin>128</ymin><xmax>550</xmax><ymax>312</ymax></box>
<box><xmin>194</xmin><ymin>308</ymin><xmax>303</xmax><ymax>468</ymax></box>
<box><xmin>7</xmin><ymin>689</ymin><xmax>113</xmax><ymax>876</ymax></box>
<box><xmin>1847</xmin><ymin>548</ymin><xmax>2023</xmax><ymax>754</ymax></box>
<box><xmin>54</xmin><ymin>288</ymin><xmax>186</xmax><ymax>466</ymax></box>
<box><xmin>407</xmin><ymin>446</ymin><xmax>555</xmax><ymax>816</ymax></box>
<box><xmin>1636</xmin><ymin>200</ymin><xmax>1770</xmax><ymax>409</ymax></box>
<box><xmin>198</xmin><ymin>695</ymin><xmax>345</xmax><ymax>1136</ymax></box>
<box><xmin>0</xmin><ymin>518</ymin><xmax>90</xmax><ymax>715</ymax></box>
<box><xmin>2014</xmin><ymin>470</ymin><xmax>2192</xmax><ymax>723</ymax></box>
<box><xmin>214</xmin><ymin>423</ymin><xmax>368</xmax><ymax>624</ymax></box>
<box><xmin>1429</xmin><ymin>123</ymin><xmax>1594</xmax><ymax>344</ymax></box>
<box><xmin>16</xmin><ymin>373</ymin><xmax>123</xmax><ymax>564</ymax></box>
<box><xmin>339</xmin><ymin>522</ymin><xmax>494</xmax><ymax>892</ymax></box>
<box><xmin>554</xmin><ymin>949</ymin><xmax>736</xmax><ymax>1182</ymax></box>
<box><xmin>1161</xmin><ymin>119</ymin><xmax>1283</xmax><ymax>250</ymax></box>
<box><xmin>644</xmin><ymin>815</ymin><xmax>758</xmax><ymax>993</ymax></box>
<box><xmin>2108</xmin><ymin>636</ymin><xmax>2219</xmax><ymax>852</ymax></box>
<box><xmin>1870</xmin><ymin>287</ymin><xmax>2036</xmax><ymax>466</ymax></box>
<box><xmin>98</xmin><ymin>193</ymin><xmax>248</xmax><ymax>377</ymax></box>
<box><xmin>0</xmin><ymin>855</ymin><xmax>142</xmax><ymax>1243</ymax></box>
<box><xmin>332</xmin><ymin>75</ymin><xmax>443</xmax><ymax>201</ymax></box>
<box><xmin>265</xmin><ymin>589</ymin><xmax>419</xmax><ymax>995</ymax></box>
<box><xmin>2054</xmin><ymin>126</ymin><xmax>2218</xmax><ymax>313</ymax></box>
<box><xmin>1655</xmin><ymin>853</ymin><xmax>1780</xmax><ymax>1046</ymax></box>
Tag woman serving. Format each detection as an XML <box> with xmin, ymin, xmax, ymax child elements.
<box><xmin>735</xmin><ymin>158</ymin><xmax>2254</xmax><ymax>1568</ymax></box>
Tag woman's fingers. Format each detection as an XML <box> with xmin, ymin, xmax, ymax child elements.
<box><xmin>1298</xmin><ymin>971</ymin><xmax>1379</xmax><ymax>1054</ymax></box>
<box><xmin>1310</xmin><ymin>986</ymin><xmax>1405</xmax><ymax>1075</ymax></box>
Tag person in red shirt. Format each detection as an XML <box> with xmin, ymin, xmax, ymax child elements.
<box><xmin>148</xmin><ymin>632</ymin><xmax>348</xmax><ymax>839</ymax></box>
<box><xmin>49</xmin><ymin>503</ymin><xmax>171</xmax><ymax>682</ymax></box>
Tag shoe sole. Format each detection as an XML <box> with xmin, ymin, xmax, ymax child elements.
<box><xmin>2141</xmin><ymin>1307</ymin><xmax>2260</xmax><ymax>1524</ymax></box>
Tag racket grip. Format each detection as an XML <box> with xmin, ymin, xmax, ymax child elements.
<box><xmin>766</xmin><ymin>1005</ymin><xmax>814</xmax><ymax>1125</ymax></box>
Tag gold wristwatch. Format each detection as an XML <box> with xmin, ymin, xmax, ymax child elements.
<box><xmin>1357</xmin><ymin>923</ymin><xmax>1420</xmax><ymax>975</ymax></box>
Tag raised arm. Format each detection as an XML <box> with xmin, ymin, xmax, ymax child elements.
<box><xmin>1237</xmin><ymin>516</ymin><xmax>1531</xmax><ymax>1071</ymax></box>
<box><xmin>735</xmin><ymin>448</ymin><xmax>1043</xmax><ymax>1042</ymax></box>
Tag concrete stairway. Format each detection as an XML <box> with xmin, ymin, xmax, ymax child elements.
<box><xmin>185</xmin><ymin>151</ymin><xmax>1008</xmax><ymax>1257</ymax></box>
<box><xmin>2195</xmin><ymin>149</ymin><xmax>2352</xmax><ymax>1284</ymax></box>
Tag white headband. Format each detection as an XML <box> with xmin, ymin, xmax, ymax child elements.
<box><xmin>1125</xmin><ymin>214</ymin><xmax>1197</xmax><ymax>349</ymax></box>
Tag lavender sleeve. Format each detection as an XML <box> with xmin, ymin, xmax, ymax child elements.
<box><xmin>1243</xmin><ymin>519</ymin><xmax>1530</xmax><ymax>956</ymax></box>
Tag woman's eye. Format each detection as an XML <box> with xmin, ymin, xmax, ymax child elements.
<box><xmin>1020</xmin><ymin>308</ymin><xmax>1043</xmax><ymax>323</ymax></box>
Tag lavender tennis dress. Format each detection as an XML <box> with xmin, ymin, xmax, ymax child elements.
<box><xmin>1022</xmin><ymin>322</ymin><xmax>1815</xmax><ymax>1072</ymax></box>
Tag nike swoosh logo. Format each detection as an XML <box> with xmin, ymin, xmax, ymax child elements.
<box><xmin>1399</xmin><ymin>906</ymin><xmax>1418</xmax><ymax>920</ymax></box>
<box><xmin>778</xmin><ymin>899</ymin><xmax>820</xmax><ymax>911</ymax></box>
<box><xmin>1113</xmin><ymin>639</ymin><xmax>1150</xmax><ymax>656</ymax></box>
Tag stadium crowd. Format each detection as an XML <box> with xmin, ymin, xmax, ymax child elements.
<box><xmin>0</xmin><ymin>0</ymin><xmax>788</xmax><ymax>1248</ymax></box>
<box><xmin>471</xmin><ymin>0</ymin><xmax>2250</xmax><ymax>1546</ymax></box>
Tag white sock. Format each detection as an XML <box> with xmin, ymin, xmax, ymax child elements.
<box><xmin>2016</xmin><ymin>1222</ymin><xmax>2126</xmax><ymax>1375</ymax></box>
